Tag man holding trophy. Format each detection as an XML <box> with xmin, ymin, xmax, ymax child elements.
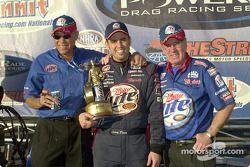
<box><xmin>78</xmin><ymin>21</ymin><xmax>165</xmax><ymax>167</ymax></box>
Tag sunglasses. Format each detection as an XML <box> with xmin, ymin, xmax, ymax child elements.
<box><xmin>53</xmin><ymin>34</ymin><xmax>71</xmax><ymax>40</ymax></box>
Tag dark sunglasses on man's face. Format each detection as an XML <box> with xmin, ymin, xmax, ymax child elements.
<box><xmin>53</xmin><ymin>34</ymin><xmax>71</xmax><ymax>40</ymax></box>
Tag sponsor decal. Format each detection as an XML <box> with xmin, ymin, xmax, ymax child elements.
<box><xmin>207</xmin><ymin>67</ymin><xmax>217</xmax><ymax>76</ymax></box>
<box><xmin>0</xmin><ymin>51</ymin><xmax>32</xmax><ymax>77</ymax></box>
<box><xmin>0</xmin><ymin>0</ymin><xmax>67</xmax><ymax>33</ymax></box>
<box><xmin>187</xmin><ymin>71</ymin><xmax>199</xmax><ymax>79</ymax></box>
<box><xmin>131</xmin><ymin>66</ymin><xmax>141</xmax><ymax>70</ymax></box>
<box><xmin>129</xmin><ymin>74</ymin><xmax>144</xmax><ymax>77</ymax></box>
<box><xmin>215</xmin><ymin>75</ymin><xmax>225</xmax><ymax>87</ymax></box>
<box><xmin>157</xmin><ymin>96</ymin><xmax>163</xmax><ymax>102</ymax></box>
<box><xmin>105</xmin><ymin>73</ymin><xmax>114</xmax><ymax>79</ymax></box>
<box><xmin>215</xmin><ymin>86</ymin><xmax>228</xmax><ymax>96</ymax></box>
<box><xmin>44</xmin><ymin>64</ymin><xmax>57</xmax><ymax>73</ymax></box>
<box><xmin>184</xmin><ymin>79</ymin><xmax>201</xmax><ymax>85</ymax></box>
<box><xmin>96</xmin><ymin>0</ymin><xmax>250</xmax><ymax>29</ymax></box>
<box><xmin>128</xmin><ymin>69</ymin><xmax>142</xmax><ymax>73</ymax></box>
<box><xmin>103</xmin><ymin>70</ymin><xmax>114</xmax><ymax>74</ymax></box>
<box><xmin>160</xmin><ymin>72</ymin><xmax>166</xmax><ymax>79</ymax></box>
<box><xmin>162</xmin><ymin>88</ymin><xmax>194</xmax><ymax>129</ymax></box>
<box><xmin>193</xmin><ymin>60</ymin><xmax>208</xmax><ymax>68</ymax></box>
<box><xmin>220</xmin><ymin>91</ymin><xmax>233</xmax><ymax>101</ymax></box>
<box><xmin>107</xmin><ymin>83</ymin><xmax>139</xmax><ymax>114</ymax></box>
<box><xmin>155</xmin><ymin>83</ymin><xmax>161</xmax><ymax>95</ymax></box>
<box><xmin>103</xmin><ymin>81</ymin><xmax>114</xmax><ymax>86</ymax></box>
<box><xmin>128</xmin><ymin>78</ymin><xmax>142</xmax><ymax>83</ymax></box>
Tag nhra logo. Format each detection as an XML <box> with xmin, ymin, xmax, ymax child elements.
<box><xmin>76</xmin><ymin>30</ymin><xmax>105</xmax><ymax>47</ymax></box>
<box><xmin>107</xmin><ymin>83</ymin><xmax>139</xmax><ymax>115</ymax></box>
<box><xmin>96</xmin><ymin>0</ymin><xmax>250</xmax><ymax>29</ymax></box>
<box><xmin>162</xmin><ymin>88</ymin><xmax>194</xmax><ymax>130</ymax></box>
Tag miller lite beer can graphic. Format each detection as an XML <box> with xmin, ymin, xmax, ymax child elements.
<box><xmin>93</xmin><ymin>84</ymin><xmax>105</xmax><ymax>102</ymax></box>
<box><xmin>50</xmin><ymin>91</ymin><xmax>61</xmax><ymax>110</ymax></box>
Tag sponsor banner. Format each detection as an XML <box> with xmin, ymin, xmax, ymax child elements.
<box><xmin>96</xmin><ymin>0</ymin><xmax>250</xmax><ymax>29</ymax></box>
<box><xmin>0</xmin><ymin>0</ymin><xmax>68</xmax><ymax>34</ymax></box>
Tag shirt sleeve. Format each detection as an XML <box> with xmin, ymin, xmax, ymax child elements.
<box><xmin>204</xmin><ymin>63</ymin><xmax>235</xmax><ymax>110</ymax></box>
<box><xmin>23</xmin><ymin>58</ymin><xmax>44</xmax><ymax>100</ymax></box>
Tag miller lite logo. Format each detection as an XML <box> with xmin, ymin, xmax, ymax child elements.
<box><xmin>107</xmin><ymin>83</ymin><xmax>139</xmax><ymax>115</ymax></box>
<box><xmin>163</xmin><ymin>88</ymin><xmax>194</xmax><ymax>130</ymax></box>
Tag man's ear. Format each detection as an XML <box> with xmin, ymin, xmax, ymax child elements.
<box><xmin>105</xmin><ymin>40</ymin><xmax>109</xmax><ymax>49</ymax></box>
<box><xmin>73</xmin><ymin>31</ymin><xmax>79</xmax><ymax>40</ymax></box>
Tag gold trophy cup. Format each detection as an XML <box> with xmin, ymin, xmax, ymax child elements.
<box><xmin>84</xmin><ymin>60</ymin><xmax>113</xmax><ymax>119</ymax></box>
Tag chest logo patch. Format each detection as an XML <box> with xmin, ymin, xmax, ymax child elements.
<box><xmin>162</xmin><ymin>88</ymin><xmax>194</xmax><ymax>130</ymax></box>
<box><xmin>107</xmin><ymin>83</ymin><xmax>139</xmax><ymax>115</ymax></box>
<box><xmin>44</xmin><ymin>64</ymin><xmax>57</xmax><ymax>73</ymax></box>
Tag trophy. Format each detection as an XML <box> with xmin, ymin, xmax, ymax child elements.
<box><xmin>84</xmin><ymin>60</ymin><xmax>113</xmax><ymax>119</ymax></box>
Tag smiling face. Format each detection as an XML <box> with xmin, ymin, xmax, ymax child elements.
<box><xmin>52</xmin><ymin>31</ymin><xmax>79</xmax><ymax>59</ymax></box>
<box><xmin>105</xmin><ymin>32</ymin><xmax>131</xmax><ymax>63</ymax></box>
<box><xmin>161</xmin><ymin>38</ymin><xmax>187</xmax><ymax>67</ymax></box>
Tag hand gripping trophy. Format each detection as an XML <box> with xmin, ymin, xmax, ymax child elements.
<box><xmin>84</xmin><ymin>60</ymin><xmax>113</xmax><ymax>119</ymax></box>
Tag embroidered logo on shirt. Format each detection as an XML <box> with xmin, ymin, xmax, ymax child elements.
<box><xmin>187</xmin><ymin>71</ymin><xmax>199</xmax><ymax>79</ymax></box>
<box><xmin>207</xmin><ymin>67</ymin><xmax>217</xmax><ymax>76</ymax></box>
<box><xmin>44</xmin><ymin>64</ymin><xmax>57</xmax><ymax>73</ymax></box>
<box><xmin>215</xmin><ymin>75</ymin><xmax>225</xmax><ymax>87</ymax></box>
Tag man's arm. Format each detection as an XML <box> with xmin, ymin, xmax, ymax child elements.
<box><xmin>25</xmin><ymin>96</ymin><xmax>43</xmax><ymax>109</ymax></box>
<box><xmin>194</xmin><ymin>102</ymin><xmax>236</xmax><ymax>151</ymax></box>
<box><xmin>207</xmin><ymin>101</ymin><xmax>236</xmax><ymax>137</ymax></box>
<box><xmin>146</xmin><ymin>64</ymin><xmax>165</xmax><ymax>154</ymax></box>
<box><xmin>25</xmin><ymin>89</ymin><xmax>58</xmax><ymax>109</ymax></box>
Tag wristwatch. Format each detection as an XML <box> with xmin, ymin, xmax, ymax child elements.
<box><xmin>205</xmin><ymin>131</ymin><xmax>214</xmax><ymax>141</ymax></box>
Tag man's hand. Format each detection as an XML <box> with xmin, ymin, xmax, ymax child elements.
<box><xmin>193</xmin><ymin>133</ymin><xmax>213</xmax><ymax>151</ymax></box>
<box><xmin>79</xmin><ymin>112</ymin><xmax>97</xmax><ymax>129</ymax></box>
<box><xmin>147</xmin><ymin>151</ymin><xmax>161</xmax><ymax>167</ymax></box>
<box><xmin>39</xmin><ymin>89</ymin><xmax>59</xmax><ymax>109</ymax></box>
<box><xmin>100</xmin><ymin>54</ymin><xmax>110</xmax><ymax>65</ymax></box>
<box><xmin>131</xmin><ymin>52</ymin><xmax>147</xmax><ymax>66</ymax></box>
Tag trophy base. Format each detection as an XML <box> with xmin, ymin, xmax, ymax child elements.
<box><xmin>85</xmin><ymin>101</ymin><xmax>113</xmax><ymax>118</ymax></box>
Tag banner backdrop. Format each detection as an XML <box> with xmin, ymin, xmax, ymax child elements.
<box><xmin>0</xmin><ymin>0</ymin><xmax>250</xmax><ymax>118</ymax></box>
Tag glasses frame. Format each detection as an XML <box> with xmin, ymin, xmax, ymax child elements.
<box><xmin>52</xmin><ymin>34</ymin><xmax>71</xmax><ymax>40</ymax></box>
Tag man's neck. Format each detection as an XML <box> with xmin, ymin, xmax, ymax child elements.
<box><xmin>62</xmin><ymin>55</ymin><xmax>73</xmax><ymax>61</ymax></box>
